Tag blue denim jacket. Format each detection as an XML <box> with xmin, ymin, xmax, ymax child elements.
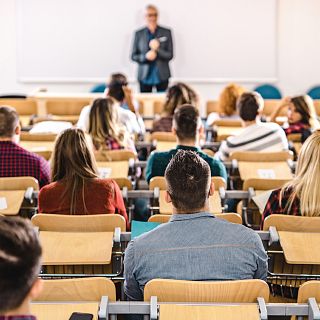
<box><xmin>124</xmin><ymin>212</ymin><xmax>268</xmax><ymax>301</ymax></box>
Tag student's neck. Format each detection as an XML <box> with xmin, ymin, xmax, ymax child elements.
<box><xmin>4</xmin><ymin>299</ymin><xmax>32</xmax><ymax>317</ymax></box>
<box><xmin>177</xmin><ymin>138</ymin><xmax>198</xmax><ymax>147</ymax></box>
<box><xmin>172</xmin><ymin>204</ymin><xmax>209</xmax><ymax>214</ymax></box>
<box><xmin>243</xmin><ymin>120</ymin><xmax>257</xmax><ymax>127</ymax></box>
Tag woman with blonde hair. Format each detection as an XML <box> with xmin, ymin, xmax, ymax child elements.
<box><xmin>206</xmin><ymin>83</ymin><xmax>246</xmax><ymax>127</ymax></box>
<box><xmin>38</xmin><ymin>128</ymin><xmax>128</xmax><ymax>225</ymax></box>
<box><xmin>152</xmin><ymin>82</ymin><xmax>198</xmax><ymax>132</ymax></box>
<box><xmin>262</xmin><ymin>130</ymin><xmax>320</xmax><ymax>226</ymax></box>
<box><xmin>270</xmin><ymin>95</ymin><xmax>320</xmax><ymax>137</ymax></box>
<box><xmin>88</xmin><ymin>97</ymin><xmax>136</xmax><ymax>154</ymax></box>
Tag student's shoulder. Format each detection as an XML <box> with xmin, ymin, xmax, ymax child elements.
<box><xmin>39</xmin><ymin>181</ymin><xmax>59</xmax><ymax>195</ymax></box>
<box><xmin>149</xmin><ymin>149</ymin><xmax>173</xmax><ymax>163</ymax></box>
<box><xmin>157</xmin><ymin>25</ymin><xmax>172</xmax><ymax>33</ymax></box>
<box><xmin>135</xmin><ymin>27</ymin><xmax>147</xmax><ymax>34</ymax></box>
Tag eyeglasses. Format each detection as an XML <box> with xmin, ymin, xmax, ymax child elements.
<box><xmin>147</xmin><ymin>13</ymin><xmax>158</xmax><ymax>17</ymax></box>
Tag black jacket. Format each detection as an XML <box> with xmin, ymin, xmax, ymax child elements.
<box><xmin>131</xmin><ymin>26</ymin><xmax>173</xmax><ymax>82</ymax></box>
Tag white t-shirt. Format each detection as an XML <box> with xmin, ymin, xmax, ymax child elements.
<box><xmin>215</xmin><ymin>121</ymin><xmax>289</xmax><ymax>161</ymax></box>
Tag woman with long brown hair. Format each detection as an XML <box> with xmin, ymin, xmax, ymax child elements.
<box><xmin>38</xmin><ymin>128</ymin><xmax>128</xmax><ymax>225</ymax></box>
<box><xmin>152</xmin><ymin>82</ymin><xmax>198</xmax><ymax>132</ymax></box>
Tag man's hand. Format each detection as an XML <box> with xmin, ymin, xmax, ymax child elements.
<box><xmin>149</xmin><ymin>39</ymin><xmax>160</xmax><ymax>51</ymax></box>
<box><xmin>146</xmin><ymin>50</ymin><xmax>157</xmax><ymax>61</ymax></box>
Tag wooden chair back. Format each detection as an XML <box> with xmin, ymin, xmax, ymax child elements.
<box><xmin>148</xmin><ymin>213</ymin><xmax>242</xmax><ymax>224</ymax></box>
<box><xmin>149</xmin><ymin>176</ymin><xmax>226</xmax><ymax>190</ymax></box>
<box><xmin>154</xmin><ymin>100</ymin><xmax>164</xmax><ymax>114</ymax></box>
<box><xmin>0</xmin><ymin>176</ymin><xmax>39</xmax><ymax>191</ymax></box>
<box><xmin>35</xmin><ymin>278</ymin><xmax>116</xmax><ymax>301</ymax></box>
<box><xmin>95</xmin><ymin>149</ymin><xmax>136</xmax><ymax>161</ymax></box>
<box><xmin>20</xmin><ymin>132</ymin><xmax>57</xmax><ymax>142</ymax></box>
<box><xmin>202</xmin><ymin>148</ymin><xmax>215</xmax><ymax>157</ymax></box>
<box><xmin>242</xmin><ymin>178</ymin><xmax>291</xmax><ymax>191</ymax></box>
<box><xmin>206</xmin><ymin>100</ymin><xmax>219</xmax><ymax>115</ymax></box>
<box><xmin>0</xmin><ymin>98</ymin><xmax>37</xmax><ymax>115</ymax></box>
<box><xmin>262</xmin><ymin>100</ymin><xmax>287</xmax><ymax>117</ymax></box>
<box><xmin>314</xmin><ymin>100</ymin><xmax>320</xmax><ymax>116</ymax></box>
<box><xmin>213</xmin><ymin>119</ymin><xmax>242</xmax><ymax>127</ymax></box>
<box><xmin>113</xmin><ymin>177</ymin><xmax>133</xmax><ymax>190</ymax></box>
<box><xmin>230</xmin><ymin>151</ymin><xmax>293</xmax><ymax>162</ymax></box>
<box><xmin>46</xmin><ymin>99</ymin><xmax>91</xmax><ymax>115</ymax></box>
<box><xmin>297</xmin><ymin>281</ymin><xmax>320</xmax><ymax>303</ymax></box>
<box><xmin>151</xmin><ymin>131</ymin><xmax>176</xmax><ymax>142</ymax></box>
<box><xmin>32</xmin><ymin>214</ymin><xmax>126</xmax><ymax>232</ymax></box>
<box><xmin>144</xmin><ymin>279</ymin><xmax>269</xmax><ymax>302</ymax></box>
<box><xmin>263</xmin><ymin>214</ymin><xmax>320</xmax><ymax>232</ymax></box>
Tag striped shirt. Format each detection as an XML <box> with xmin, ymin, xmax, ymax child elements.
<box><xmin>215</xmin><ymin>121</ymin><xmax>289</xmax><ymax>161</ymax></box>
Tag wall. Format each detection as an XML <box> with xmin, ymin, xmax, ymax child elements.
<box><xmin>0</xmin><ymin>0</ymin><xmax>320</xmax><ymax>108</ymax></box>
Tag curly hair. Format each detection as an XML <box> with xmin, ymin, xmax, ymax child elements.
<box><xmin>218</xmin><ymin>83</ymin><xmax>246</xmax><ymax>116</ymax></box>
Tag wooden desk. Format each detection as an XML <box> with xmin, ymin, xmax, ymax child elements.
<box><xmin>159</xmin><ymin>304</ymin><xmax>260</xmax><ymax>320</ymax></box>
<box><xmin>0</xmin><ymin>190</ymin><xmax>25</xmax><ymax>215</ymax></box>
<box><xmin>156</xmin><ymin>141</ymin><xmax>176</xmax><ymax>152</ymax></box>
<box><xmin>31</xmin><ymin>302</ymin><xmax>98</xmax><ymax>320</ymax></box>
<box><xmin>159</xmin><ymin>191</ymin><xmax>222</xmax><ymax>214</ymax></box>
<box><xmin>97</xmin><ymin>161</ymin><xmax>129</xmax><ymax>179</ymax></box>
<box><xmin>40</xmin><ymin>231</ymin><xmax>113</xmax><ymax>265</ymax></box>
<box><xmin>279</xmin><ymin>231</ymin><xmax>320</xmax><ymax>265</ymax></box>
<box><xmin>238</xmin><ymin>161</ymin><xmax>293</xmax><ymax>180</ymax></box>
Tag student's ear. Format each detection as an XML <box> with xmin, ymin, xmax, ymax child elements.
<box><xmin>165</xmin><ymin>190</ymin><xmax>172</xmax><ymax>203</ymax></box>
<box><xmin>172</xmin><ymin>127</ymin><xmax>177</xmax><ymax>137</ymax></box>
<box><xmin>15</xmin><ymin>124</ymin><xmax>21</xmax><ymax>136</ymax></box>
<box><xmin>209</xmin><ymin>181</ymin><xmax>215</xmax><ymax>197</ymax></box>
<box><xmin>29</xmin><ymin>278</ymin><xmax>43</xmax><ymax>301</ymax></box>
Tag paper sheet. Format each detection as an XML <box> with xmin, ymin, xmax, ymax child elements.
<box><xmin>0</xmin><ymin>197</ymin><xmax>8</xmax><ymax>210</ymax></box>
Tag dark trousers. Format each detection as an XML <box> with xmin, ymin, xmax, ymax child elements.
<box><xmin>139</xmin><ymin>80</ymin><xmax>169</xmax><ymax>93</ymax></box>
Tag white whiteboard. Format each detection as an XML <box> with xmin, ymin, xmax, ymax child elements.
<box><xmin>16</xmin><ymin>0</ymin><xmax>277</xmax><ymax>82</ymax></box>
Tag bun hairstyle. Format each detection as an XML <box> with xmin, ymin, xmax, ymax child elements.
<box><xmin>237</xmin><ymin>92</ymin><xmax>263</xmax><ymax>122</ymax></box>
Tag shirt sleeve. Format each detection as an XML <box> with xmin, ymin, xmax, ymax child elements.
<box><xmin>124</xmin><ymin>241</ymin><xmax>143</xmax><ymax>301</ymax></box>
<box><xmin>211</xmin><ymin>159</ymin><xmax>228</xmax><ymax>182</ymax></box>
<box><xmin>253</xmin><ymin>233</ymin><xmax>268</xmax><ymax>281</ymax></box>
<box><xmin>111</xmin><ymin>180</ymin><xmax>129</xmax><ymax>230</ymax></box>
<box><xmin>145</xmin><ymin>153</ymin><xmax>155</xmax><ymax>184</ymax></box>
<box><xmin>261</xmin><ymin>189</ymin><xmax>281</xmax><ymax>229</ymax></box>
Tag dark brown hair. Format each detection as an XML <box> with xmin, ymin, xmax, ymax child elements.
<box><xmin>107</xmin><ymin>73</ymin><xmax>128</xmax><ymax>102</ymax></box>
<box><xmin>291</xmin><ymin>95</ymin><xmax>315</xmax><ymax>126</ymax></box>
<box><xmin>238</xmin><ymin>92</ymin><xmax>263</xmax><ymax>121</ymax></box>
<box><xmin>0</xmin><ymin>216</ymin><xmax>42</xmax><ymax>313</ymax></box>
<box><xmin>165</xmin><ymin>150</ymin><xmax>211</xmax><ymax>212</ymax></box>
<box><xmin>0</xmin><ymin>105</ymin><xmax>19</xmax><ymax>138</ymax></box>
<box><xmin>173</xmin><ymin>104</ymin><xmax>200</xmax><ymax>141</ymax></box>
<box><xmin>163</xmin><ymin>83</ymin><xmax>198</xmax><ymax>116</ymax></box>
<box><xmin>51</xmin><ymin>128</ymin><xmax>104</xmax><ymax>214</ymax></box>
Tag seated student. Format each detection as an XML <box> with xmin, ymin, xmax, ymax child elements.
<box><xmin>215</xmin><ymin>92</ymin><xmax>289</xmax><ymax>161</ymax></box>
<box><xmin>0</xmin><ymin>106</ymin><xmax>50</xmax><ymax>188</ymax></box>
<box><xmin>270</xmin><ymin>95</ymin><xmax>320</xmax><ymax>138</ymax></box>
<box><xmin>0</xmin><ymin>216</ymin><xmax>42</xmax><ymax>319</ymax></box>
<box><xmin>152</xmin><ymin>82</ymin><xmax>198</xmax><ymax>132</ymax></box>
<box><xmin>88</xmin><ymin>97</ymin><xmax>136</xmax><ymax>154</ymax></box>
<box><xmin>77</xmin><ymin>73</ymin><xmax>145</xmax><ymax>135</ymax></box>
<box><xmin>124</xmin><ymin>150</ymin><xmax>267</xmax><ymax>301</ymax></box>
<box><xmin>206</xmin><ymin>83</ymin><xmax>246</xmax><ymax>127</ymax></box>
<box><xmin>262</xmin><ymin>130</ymin><xmax>320</xmax><ymax>227</ymax></box>
<box><xmin>146</xmin><ymin>104</ymin><xmax>227</xmax><ymax>183</ymax></box>
<box><xmin>38</xmin><ymin>128</ymin><xmax>128</xmax><ymax>226</ymax></box>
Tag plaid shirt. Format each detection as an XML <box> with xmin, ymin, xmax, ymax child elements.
<box><xmin>0</xmin><ymin>141</ymin><xmax>50</xmax><ymax>188</ymax></box>
<box><xmin>261</xmin><ymin>187</ymin><xmax>301</xmax><ymax>228</ymax></box>
<box><xmin>0</xmin><ymin>316</ymin><xmax>36</xmax><ymax>320</ymax></box>
<box><xmin>284</xmin><ymin>122</ymin><xmax>309</xmax><ymax>135</ymax></box>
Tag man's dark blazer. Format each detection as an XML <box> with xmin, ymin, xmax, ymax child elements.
<box><xmin>131</xmin><ymin>26</ymin><xmax>173</xmax><ymax>82</ymax></box>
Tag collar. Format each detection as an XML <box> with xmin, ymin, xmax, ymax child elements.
<box><xmin>169</xmin><ymin>212</ymin><xmax>214</xmax><ymax>222</ymax></box>
<box><xmin>176</xmin><ymin>145</ymin><xmax>201</xmax><ymax>152</ymax></box>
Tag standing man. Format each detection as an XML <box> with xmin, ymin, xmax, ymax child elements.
<box><xmin>131</xmin><ymin>5</ymin><xmax>174</xmax><ymax>93</ymax></box>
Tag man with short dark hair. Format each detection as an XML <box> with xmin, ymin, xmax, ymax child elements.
<box><xmin>124</xmin><ymin>150</ymin><xmax>268</xmax><ymax>301</ymax></box>
<box><xmin>215</xmin><ymin>92</ymin><xmax>288</xmax><ymax>161</ymax></box>
<box><xmin>146</xmin><ymin>104</ymin><xmax>227</xmax><ymax>183</ymax></box>
<box><xmin>0</xmin><ymin>106</ymin><xmax>50</xmax><ymax>187</ymax></box>
<box><xmin>0</xmin><ymin>216</ymin><xmax>42</xmax><ymax>319</ymax></box>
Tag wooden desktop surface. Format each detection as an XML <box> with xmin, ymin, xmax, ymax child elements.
<box><xmin>279</xmin><ymin>231</ymin><xmax>320</xmax><ymax>265</ymax></box>
<box><xmin>159</xmin><ymin>304</ymin><xmax>260</xmax><ymax>320</ymax></box>
<box><xmin>31</xmin><ymin>302</ymin><xmax>98</xmax><ymax>320</ymax></box>
<box><xmin>238</xmin><ymin>161</ymin><xmax>293</xmax><ymax>180</ymax></box>
<box><xmin>40</xmin><ymin>231</ymin><xmax>113</xmax><ymax>265</ymax></box>
<box><xmin>159</xmin><ymin>191</ymin><xmax>222</xmax><ymax>214</ymax></box>
<box><xmin>0</xmin><ymin>190</ymin><xmax>25</xmax><ymax>215</ymax></box>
